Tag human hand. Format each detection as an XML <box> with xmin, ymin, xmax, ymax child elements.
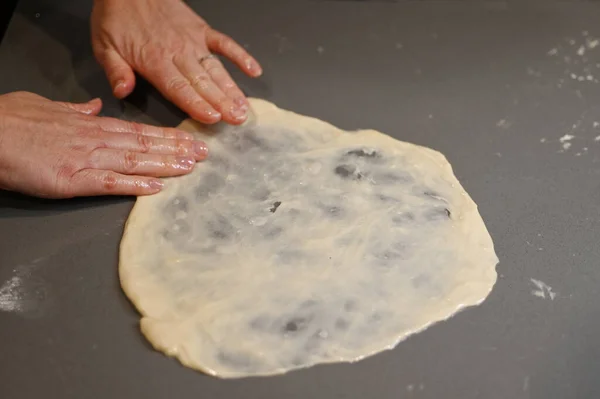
<box><xmin>0</xmin><ymin>91</ymin><xmax>208</xmax><ymax>199</ymax></box>
<box><xmin>91</xmin><ymin>0</ymin><xmax>263</xmax><ymax>125</ymax></box>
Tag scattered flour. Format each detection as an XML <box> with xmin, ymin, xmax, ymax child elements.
<box><xmin>530</xmin><ymin>278</ymin><xmax>557</xmax><ymax>300</ymax></box>
<box><xmin>559</xmin><ymin>134</ymin><xmax>575</xmax><ymax>143</ymax></box>
<box><xmin>550</xmin><ymin>33</ymin><xmax>600</xmax><ymax>84</ymax></box>
<box><xmin>0</xmin><ymin>262</ymin><xmax>50</xmax><ymax>317</ymax></box>
<box><xmin>496</xmin><ymin>119</ymin><xmax>512</xmax><ymax>129</ymax></box>
<box><xmin>0</xmin><ymin>276</ymin><xmax>24</xmax><ymax>312</ymax></box>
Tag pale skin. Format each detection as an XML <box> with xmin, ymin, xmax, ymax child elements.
<box><xmin>0</xmin><ymin>0</ymin><xmax>262</xmax><ymax>199</ymax></box>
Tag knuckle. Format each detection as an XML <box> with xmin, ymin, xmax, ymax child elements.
<box><xmin>223</xmin><ymin>80</ymin><xmax>237</xmax><ymax>90</ymax></box>
<box><xmin>204</xmin><ymin>64</ymin><xmax>222</xmax><ymax>76</ymax></box>
<box><xmin>56</xmin><ymin>160</ymin><xmax>79</xmax><ymax>181</ymax></box>
<box><xmin>54</xmin><ymin>160</ymin><xmax>80</xmax><ymax>197</ymax></box>
<box><xmin>128</xmin><ymin>121</ymin><xmax>144</xmax><ymax>134</ymax></box>
<box><xmin>123</xmin><ymin>151</ymin><xmax>140</xmax><ymax>173</ymax></box>
<box><xmin>166</xmin><ymin>76</ymin><xmax>191</xmax><ymax>93</ymax></box>
<box><xmin>138</xmin><ymin>40</ymin><xmax>159</xmax><ymax>65</ymax></box>
<box><xmin>72</xmin><ymin>128</ymin><xmax>106</xmax><ymax>151</ymax></box>
<box><xmin>136</xmin><ymin>134</ymin><xmax>152</xmax><ymax>153</ymax></box>
<box><xmin>215</xmin><ymin>96</ymin><xmax>231</xmax><ymax>109</ymax></box>
<box><xmin>218</xmin><ymin>34</ymin><xmax>233</xmax><ymax>49</ymax></box>
<box><xmin>101</xmin><ymin>172</ymin><xmax>119</xmax><ymax>191</ymax></box>
<box><xmin>176</xmin><ymin>139</ymin><xmax>193</xmax><ymax>155</ymax></box>
<box><xmin>189</xmin><ymin>74</ymin><xmax>211</xmax><ymax>89</ymax></box>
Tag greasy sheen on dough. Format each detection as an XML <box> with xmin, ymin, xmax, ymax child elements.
<box><xmin>119</xmin><ymin>98</ymin><xmax>498</xmax><ymax>378</ymax></box>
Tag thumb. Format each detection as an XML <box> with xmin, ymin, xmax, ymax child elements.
<box><xmin>56</xmin><ymin>98</ymin><xmax>103</xmax><ymax>115</ymax></box>
<box><xmin>98</xmin><ymin>49</ymin><xmax>136</xmax><ymax>99</ymax></box>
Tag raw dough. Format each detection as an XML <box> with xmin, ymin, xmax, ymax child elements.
<box><xmin>119</xmin><ymin>98</ymin><xmax>498</xmax><ymax>378</ymax></box>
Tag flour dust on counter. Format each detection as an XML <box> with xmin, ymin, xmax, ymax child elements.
<box><xmin>119</xmin><ymin>98</ymin><xmax>499</xmax><ymax>378</ymax></box>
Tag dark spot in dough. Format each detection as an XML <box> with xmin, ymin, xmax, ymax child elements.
<box><xmin>344</xmin><ymin>300</ymin><xmax>357</xmax><ymax>312</ymax></box>
<box><xmin>346</xmin><ymin>148</ymin><xmax>380</xmax><ymax>158</ymax></box>
<box><xmin>369</xmin><ymin>312</ymin><xmax>383</xmax><ymax>323</ymax></box>
<box><xmin>304</xmin><ymin>329</ymin><xmax>329</xmax><ymax>353</ymax></box>
<box><xmin>374</xmin><ymin>250</ymin><xmax>398</xmax><ymax>261</ymax></box>
<box><xmin>195</xmin><ymin>172</ymin><xmax>223</xmax><ymax>199</ymax></box>
<box><xmin>165</xmin><ymin>196</ymin><xmax>188</xmax><ymax>219</ymax></box>
<box><xmin>334</xmin><ymin>318</ymin><xmax>350</xmax><ymax>331</ymax></box>
<box><xmin>250</xmin><ymin>186</ymin><xmax>271</xmax><ymax>201</ymax></box>
<box><xmin>372</xmin><ymin>242</ymin><xmax>412</xmax><ymax>264</ymax></box>
<box><xmin>299</xmin><ymin>299</ymin><xmax>318</xmax><ymax>309</ymax></box>
<box><xmin>270</xmin><ymin>201</ymin><xmax>282</xmax><ymax>213</ymax></box>
<box><xmin>424</xmin><ymin>207</ymin><xmax>452</xmax><ymax>221</ymax></box>
<box><xmin>283</xmin><ymin>315</ymin><xmax>312</xmax><ymax>334</ymax></box>
<box><xmin>423</xmin><ymin>190</ymin><xmax>447</xmax><ymax>202</ymax></box>
<box><xmin>392</xmin><ymin>212</ymin><xmax>415</xmax><ymax>225</ymax></box>
<box><xmin>328</xmin><ymin>206</ymin><xmax>343</xmax><ymax>217</ymax></box>
<box><xmin>207</xmin><ymin>215</ymin><xmax>235</xmax><ymax>240</ymax></box>
<box><xmin>334</xmin><ymin>164</ymin><xmax>364</xmax><ymax>180</ymax></box>
<box><xmin>260</xmin><ymin>226</ymin><xmax>283</xmax><ymax>239</ymax></box>
<box><xmin>275</xmin><ymin>249</ymin><xmax>305</xmax><ymax>266</ymax></box>
<box><xmin>318</xmin><ymin>204</ymin><xmax>344</xmax><ymax>218</ymax></box>
<box><xmin>378</xmin><ymin>194</ymin><xmax>402</xmax><ymax>203</ymax></box>
<box><xmin>249</xmin><ymin>315</ymin><xmax>270</xmax><ymax>331</ymax></box>
<box><xmin>411</xmin><ymin>274</ymin><xmax>431</xmax><ymax>289</ymax></box>
<box><xmin>227</xmin><ymin>129</ymin><xmax>268</xmax><ymax>152</ymax></box>
<box><xmin>162</xmin><ymin>220</ymin><xmax>190</xmax><ymax>241</ymax></box>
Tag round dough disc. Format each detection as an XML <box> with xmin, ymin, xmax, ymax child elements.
<box><xmin>119</xmin><ymin>98</ymin><xmax>498</xmax><ymax>378</ymax></box>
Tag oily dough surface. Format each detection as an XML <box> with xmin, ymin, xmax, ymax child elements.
<box><xmin>120</xmin><ymin>98</ymin><xmax>498</xmax><ymax>378</ymax></box>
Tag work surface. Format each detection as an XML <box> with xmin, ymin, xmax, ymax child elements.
<box><xmin>2</xmin><ymin>0</ymin><xmax>600</xmax><ymax>398</ymax></box>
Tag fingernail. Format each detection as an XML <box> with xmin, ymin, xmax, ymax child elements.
<box><xmin>248</xmin><ymin>62</ymin><xmax>263</xmax><ymax>76</ymax></box>
<box><xmin>231</xmin><ymin>106</ymin><xmax>247</xmax><ymax>121</ymax></box>
<box><xmin>114</xmin><ymin>80</ymin><xmax>126</xmax><ymax>92</ymax></box>
<box><xmin>207</xmin><ymin>109</ymin><xmax>222</xmax><ymax>120</ymax></box>
<box><xmin>177</xmin><ymin>157</ymin><xmax>195</xmax><ymax>169</ymax></box>
<box><xmin>193</xmin><ymin>141</ymin><xmax>208</xmax><ymax>157</ymax></box>
<box><xmin>235</xmin><ymin>97</ymin><xmax>249</xmax><ymax>111</ymax></box>
<box><xmin>148</xmin><ymin>179</ymin><xmax>164</xmax><ymax>191</ymax></box>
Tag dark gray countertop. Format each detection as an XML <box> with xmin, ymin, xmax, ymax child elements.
<box><xmin>2</xmin><ymin>1</ymin><xmax>600</xmax><ymax>398</ymax></box>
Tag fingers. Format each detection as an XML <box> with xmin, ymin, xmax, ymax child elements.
<box><xmin>96</xmin><ymin>48</ymin><xmax>136</xmax><ymax>99</ymax></box>
<box><xmin>93</xmin><ymin>116</ymin><xmax>197</xmax><ymax>140</ymax></box>
<box><xmin>57</xmin><ymin>98</ymin><xmax>103</xmax><ymax>116</ymax></box>
<box><xmin>67</xmin><ymin>169</ymin><xmax>164</xmax><ymax>197</ymax></box>
<box><xmin>97</xmin><ymin>131</ymin><xmax>208</xmax><ymax>161</ymax></box>
<box><xmin>201</xmin><ymin>57</ymin><xmax>249</xmax><ymax>111</ymax></box>
<box><xmin>174</xmin><ymin>55</ymin><xmax>247</xmax><ymax>124</ymax></box>
<box><xmin>206</xmin><ymin>29</ymin><xmax>262</xmax><ymax>77</ymax></box>
<box><xmin>145</xmin><ymin>61</ymin><xmax>223</xmax><ymax>124</ymax></box>
<box><xmin>88</xmin><ymin>149</ymin><xmax>196</xmax><ymax>177</ymax></box>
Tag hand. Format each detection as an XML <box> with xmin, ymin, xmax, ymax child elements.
<box><xmin>0</xmin><ymin>91</ymin><xmax>208</xmax><ymax>199</ymax></box>
<box><xmin>91</xmin><ymin>0</ymin><xmax>263</xmax><ymax>125</ymax></box>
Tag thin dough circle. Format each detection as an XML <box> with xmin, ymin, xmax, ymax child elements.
<box><xmin>119</xmin><ymin>98</ymin><xmax>498</xmax><ymax>378</ymax></box>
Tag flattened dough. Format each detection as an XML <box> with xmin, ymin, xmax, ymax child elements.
<box><xmin>120</xmin><ymin>98</ymin><xmax>498</xmax><ymax>378</ymax></box>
